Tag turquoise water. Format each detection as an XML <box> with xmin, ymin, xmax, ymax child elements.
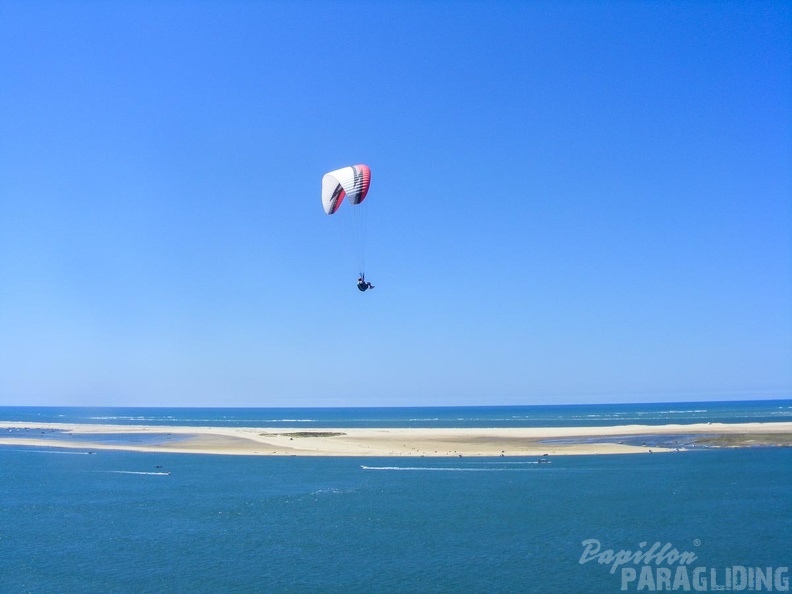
<box><xmin>1</xmin><ymin>399</ymin><xmax>790</xmax><ymax>428</ymax></box>
<box><xmin>1</xmin><ymin>403</ymin><xmax>791</xmax><ymax>592</ymax></box>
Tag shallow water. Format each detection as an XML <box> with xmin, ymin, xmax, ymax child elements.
<box><xmin>1</xmin><ymin>445</ymin><xmax>790</xmax><ymax>593</ymax></box>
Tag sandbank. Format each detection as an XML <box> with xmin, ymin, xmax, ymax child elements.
<box><xmin>1</xmin><ymin>421</ymin><xmax>791</xmax><ymax>457</ymax></box>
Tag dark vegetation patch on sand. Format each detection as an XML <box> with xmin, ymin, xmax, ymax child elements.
<box><xmin>261</xmin><ymin>431</ymin><xmax>347</xmax><ymax>438</ymax></box>
<box><xmin>693</xmin><ymin>434</ymin><xmax>792</xmax><ymax>447</ymax></box>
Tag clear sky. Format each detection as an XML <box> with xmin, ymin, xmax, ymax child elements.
<box><xmin>1</xmin><ymin>1</ymin><xmax>790</xmax><ymax>407</ymax></box>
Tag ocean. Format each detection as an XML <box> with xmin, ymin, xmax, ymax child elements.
<box><xmin>1</xmin><ymin>401</ymin><xmax>790</xmax><ymax>593</ymax></box>
<box><xmin>2</xmin><ymin>399</ymin><xmax>791</xmax><ymax>428</ymax></box>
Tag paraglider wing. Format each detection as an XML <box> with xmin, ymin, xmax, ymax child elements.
<box><xmin>321</xmin><ymin>164</ymin><xmax>371</xmax><ymax>214</ymax></box>
<box><xmin>321</xmin><ymin>172</ymin><xmax>346</xmax><ymax>215</ymax></box>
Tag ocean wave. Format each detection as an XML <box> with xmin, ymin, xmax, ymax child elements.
<box><xmin>310</xmin><ymin>487</ymin><xmax>357</xmax><ymax>496</ymax></box>
<box><xmin>7</xmin><ymin>401</ymin><xmax>790</xmax><ymax>429</ymax></box>
<box><xmin>87</xmin><ymin>416</ymin><xmax>317</xmax><ymax>423</ymax></box>
<box><xmin>89</xmin><ymin>416</ymin><xmax>155</xmax><ymax>421</ymax></box>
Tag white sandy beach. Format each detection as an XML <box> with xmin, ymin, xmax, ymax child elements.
<box><xmin>1</xmin><ymin>421</ymin><xmax>791</xmax><ymax>457</ymax></box>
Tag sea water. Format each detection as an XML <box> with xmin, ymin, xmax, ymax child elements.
<box><xmin>1</xmin><ymin>399</ymin><xmax>790</xmax><ymax>428</ymax></box>
<box><xmin>1</xmin><ymin>402</ymin><xmax>790</xmax><ymax>593</ymax></box>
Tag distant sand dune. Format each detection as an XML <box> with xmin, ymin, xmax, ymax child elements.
<box><xmin>1</xmin><ymin>421</ymin><xmax>790</xmax><ymax>457</ymax></box>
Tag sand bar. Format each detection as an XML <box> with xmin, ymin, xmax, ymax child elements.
<box><xmin>1</xmin><ymin>421</ymin><xmax>791</xmax><ymax>457</ymax></box>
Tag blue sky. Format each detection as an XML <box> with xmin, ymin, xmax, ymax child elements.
<box><xmin>1</xmin><ymin>1</ymin><xmax>790</xmax><ymax>407</ymax></box>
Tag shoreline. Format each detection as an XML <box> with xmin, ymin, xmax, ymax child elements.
<box><xmin>1</xmin><ymin>421</ymin><xmax>791</xmax><ymax>457</ymax></box>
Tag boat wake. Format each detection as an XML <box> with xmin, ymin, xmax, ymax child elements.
<box><xmin>360</xmin><ymin>465</ymin><xmax>534</xmax><ymax>472</ymax></box>
<box><xmin>9</xmin><ymin>449</ymin><xmax>94</xmax><ymax>455</ymax></box>
<box><xmin>98</xmin><ymin>470</ymin><xmax>171</xmax><ymax>476</ymax></box>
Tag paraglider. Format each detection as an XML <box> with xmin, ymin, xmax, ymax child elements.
<box><xmin>321</xmin><ymin>164</ymin><xmax>370</xmax><ymax>215</ymax></box>
<box><xmin>322</xmin><ymin>164</ymin><xmax>374</xmax><ymax>291</ymax></box>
